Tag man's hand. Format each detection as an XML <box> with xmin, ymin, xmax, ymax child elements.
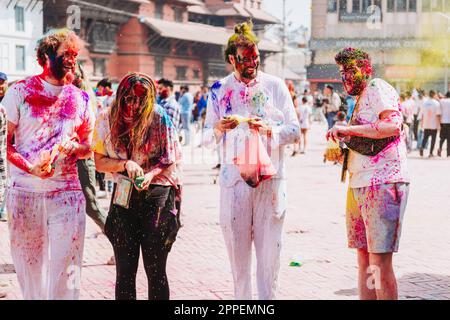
<box><xmin>125</xmin><ymin>160</ymin><xmax>144</xmax><ymax>179</ymax></box>
<box><xmin>135</xmin><ymin>172</ymin><xmax>154</xmax><ymax>191</ymax></box>
<box><xmin>326</xmin><ymin>125</ymin><xmax>350</xmax><ymax>142</ymax></box>
<box><xmin>214</xmin><ymin>118</ymin><xmax>239</xmax><ymax>133</ymax></box>
<box><xmin>59</xmin><ymin>140</ymin><xmax>79</xmax><ymax>157</ymax></box>
<box><xmin>248</xmin><ymin>118</ymin><xmax>272</xmax><ymax>136</ymax></box>
<box><xmin>30</xmin><ymin>163</ymin><xmax>55</xmax><ymax>179</ymax></box>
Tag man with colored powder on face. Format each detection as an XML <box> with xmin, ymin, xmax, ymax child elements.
<box><xmin>0</xmin><ymin>29</ymin><xmax>95</xmax><ymax>300</ymax></box>
<box><xmin>323</xmin><ymin>84</ymin><xmax>341</xmax><ymax>129</ymax></box>
<box><xmin>158</xmin><ymin>79</ymin><xmax>181</xmax><ymax>131</ymax></box>
<box><xmin>203</xmin><ymin>20</ymin><xmax>300</xmax><ymax>300</ymax></box>
<box><xmin>326</xmin><ymin>48</ymin><xmax>410</xmax><ymax>300</ymax></box>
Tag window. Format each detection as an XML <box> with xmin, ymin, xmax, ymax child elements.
<box><xmin>176</xmin><ymin>66</ymin><xmax>187</xmax><ymax>80</ymax></box>
<box><xmin>339</xmin><ymin>0</ymin><xmax>347</xmax><ymax>12</ymax></box>
<box><xmin>15</xmin><ymin>6</ymin><xmax>24</xmax><ymax>31</ymax></box>
<box><xmin>93</xmin><ymin>58</ymin><xmax>106</xmax><ymax>77</ymax></box>
<box><xmin>155</xmin><ymin>56</ymin><xmax>164</xmax><ymax>78</ymax></box>
<box><xmin>352</xmin><ymin>0</ymin><xmax>361</xmax><ymax>12</ymax></box>
<box><xmin>193</xmin><ymin>69</ymin><xmax>200</xmax><ymax>79</ymax></box>
<box><xmin>397</xmin><ymin>0</ymin><xmax>407</xmax><ymax>11</ymax></box>
<box><xmin>155</xmin><ymin>2</ymin><xmax>163</xmax><ymax>19</ymax></box>
<box><xmin>362</xmin><ymin>0</ymin><xmax>371</xmax><ymax>12</ymax></box>
<box><xmin>387</xmin><ymin>0</ymin><xmax>395</xmax><ymax>11</ymax></box>
<box><xmin>408</xmin><ymin>0</ymin><xmax>417</xmax><ymax>11</ymax></box>
<box><xmin>173</xmin><ymin>7</ymin><xmax>183</xmax><ymax>22</ymax></box>
<box><xmin>15</xmin><ymin>45</ymin><xmax>25</xmax><ymax>71</ymax></box>
<box><xmin>327</xmin><ymin>0</ymin><xmax>338</xmax><ymax>12</ymax></box>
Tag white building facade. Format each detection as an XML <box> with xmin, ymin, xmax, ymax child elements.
<box><xmin>309</xmin><ymin>0</ymin><xmax>450</xmax><ymax>92</ymax></box>
<box><xmin>0</xmin><ymin>0</ymin><xmax>44</xmax><ymax>82</ymax></box>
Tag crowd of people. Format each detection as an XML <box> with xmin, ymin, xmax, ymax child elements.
<box><xmin>0</xmin><ymin>18</ymin><xmax>447</xmax><ymax>301</ymax></box>
<box><xmin>399</xmin><ymin>89</ymin><xmax>450</xmax><ymax>158</ymax></box>
<box><xmin>286</xmin><ymin>79</ymin><xmax>450</xmax><ymax>159</ymax></box>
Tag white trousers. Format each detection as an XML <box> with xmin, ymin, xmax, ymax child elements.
<box><xmin>220</xmin><ymin>179</ymin><xmax>286</xmax><ymax>300</ymax></box>
<box><xmin>6</xmin><ymin>189</ymin><xmax>86</xmax><ymax>300</ymax></box>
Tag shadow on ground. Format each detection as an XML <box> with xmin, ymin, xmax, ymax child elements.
<box><xmin>334</xmin><ymin>272</ymin><xmax>450</xmax><ymax>300</ymax></box>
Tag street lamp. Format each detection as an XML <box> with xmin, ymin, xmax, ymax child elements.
<box><xmin>433</xmin><ymin>12</ymin><xmax>450</xmax><ymax>93</ymax></box>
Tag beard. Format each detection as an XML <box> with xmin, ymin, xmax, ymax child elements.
<box><xmin>343</xmin><ymin>78</ymin><xmax>367</xmax><ymax>96</ymax></box>
<box><xmin>240</xmin><ymin>65</ymin><xmax>259</xmax><ymax>81</ymax></box>
<box><xmin>49</xmin><ymin>54</ymin><xmax>75</xmax><ymax>83</ymax></box>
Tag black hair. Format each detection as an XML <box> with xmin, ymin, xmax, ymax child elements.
<box><xmin>160</xmin><ymin>79</ymin><xmax>174</xmax><ymax>89</ymax></box>
<box><xmin>97</xmin><ymin>78</ymin><xmax>112</xmax><ymax>89</ymax></box>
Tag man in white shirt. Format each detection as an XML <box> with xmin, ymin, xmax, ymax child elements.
<box><xmin>203</xmin><ymin>21</ymin><xmax>300</xmax><ymax>300</ymax></box>
<box><xmin>438</xmin><ymin>91</ymin><xmax>450</xmax><ymax>157</ymax></box>
<box><xmin>0</xmin><ymin>29</ymin><xmax>95</xmax><ymax>299</ymax></box>
<box><xmin>400</xmin><ymin>92</ymin><xmax>414</xmax><ymax>152</ymax></box>
<box><xmin>323</xmin><ymin>84</ymin><xmax>341</xmax><ymax>129</ymax></box>
<box><xmin>328</xmin><ymin>47</ymin><xmax>409</xmax><ymax>300</ymax></box>
<box><xmin>419</xmin><ymin>90</ymin><xmax>441</xmax><ymax>157</ymax></box>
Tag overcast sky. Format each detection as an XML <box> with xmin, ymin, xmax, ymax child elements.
<box><xmin>262</xmin><ymin>0</ymin><xmax>312</xmax><ymax>35</ymax></box>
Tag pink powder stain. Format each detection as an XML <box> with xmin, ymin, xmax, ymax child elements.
<box><xmin>58</xmin><ymin>89</ymin><xmax>78</xmax><ymax>120</ymax></box>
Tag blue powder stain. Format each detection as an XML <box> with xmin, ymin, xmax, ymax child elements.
<box><xmin>211</xmin><ymin>81</ymin><xmax>222</xmax><ymax>102</ymax></box>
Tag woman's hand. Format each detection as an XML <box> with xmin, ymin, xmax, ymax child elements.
<box><xmin>125</xmin><ymin>160</ymin><xmax>144</xmax><ymax>179</ymax></box>
<box><xmin>135</xmin><ymin>172</ymin><xmax>154</xmax><ymax>191</ymax></box>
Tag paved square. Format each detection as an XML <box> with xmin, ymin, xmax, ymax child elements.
<box><xmin>1</xmin><ymin>123</ymin><xmax>449</xmax><ymax>300</ymax></box>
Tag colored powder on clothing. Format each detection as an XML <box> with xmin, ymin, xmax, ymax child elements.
<box><xmin>221</xmin><ymin>89</ymin><xmax>233</xmax><ymax>114</ymax></box>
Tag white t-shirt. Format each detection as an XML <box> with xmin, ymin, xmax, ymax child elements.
<box><xmin>325</xmin><ymin>92</ymin><xmax>341</xmax><ymax>113</ymax></box>
<box><xmin>419</xmin><ymin>98</ymin><xmax>441</xmax><ymax>130</ymax></box>
<box><xmin>401</xmin><ymin>98</ymin><xmax>415</xmax><ymax>124</ymax></box>
<box><xmin>297</xmin><ymin>103</ymin><xmax>311</xmax><ymax>129</ymax></box>
<box><xmin>348</xmin><ymin>78</ymin><xmax>410</xmax><ymax>188</ymax></box>
<box><xmin>439</xmin><ymin>98</ymin><xmax>450</xmax><ymax>124</ymax></box>
<box><xmin>203</xmin><ymin>72</ymin><xmax>300</xmax><ymax>187</ymax></box>
<box><xmin>0</xmin><ymin>76</ymin><xmax>95</xmax><ymax>192</ymax></box>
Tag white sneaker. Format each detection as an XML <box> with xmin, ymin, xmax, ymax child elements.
<box><xmin>97</xmin><ymin>191</ymin><xmax>107</xmax><ymax>199</ymax></box>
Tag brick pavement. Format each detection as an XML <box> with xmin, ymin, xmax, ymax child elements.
<box><xmin>1</xmin><ymin>123</ymin><xmax>450</xmax><ymax>300</ymax></box>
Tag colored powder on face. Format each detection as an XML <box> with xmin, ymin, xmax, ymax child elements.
<box><xmin>133</xmin><ymin>82</ymin><xmax>146</xmax><ymax>97</ymax></box>
<box><xmin>235</xmin><ymin>45</ymin><xmax>259</xmax><ymax>81</ymax></box>
<box><xmin>49</xmin><ymin>54</ymin><xmax>67</xmax><ymax>81</ymax></box>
